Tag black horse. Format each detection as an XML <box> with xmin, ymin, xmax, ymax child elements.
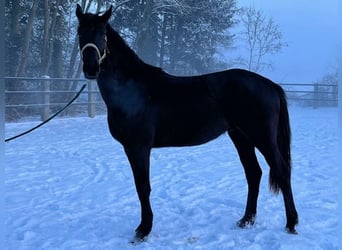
<box><xmin>76</xmin><ymin>5</ymin><xmax>298</xmax><ymax>242</ymax></box>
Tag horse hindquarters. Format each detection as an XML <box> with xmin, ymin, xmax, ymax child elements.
<box><xmin>270</xmin><ymin>86</ymin><xmax>298</xmax><ymax>233</ymax></box>
<box><xmin>258</xmin><ymin>141</ymin><xmax>298</xmax><ymax>233</ymax></box>
<box><xmin>256</xmin><ymin>85</ymin><xmax>298</xmax><ymax>233</ymax></box>
<box><xmin>218</xmin><ymin>72</ymin><xmax>298</xmax><ymax>233</ymax></box>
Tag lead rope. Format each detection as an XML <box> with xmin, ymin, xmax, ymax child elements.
<box><xmin>5</xmin><ymin>84</ymin><xmax>87</xmax><ymax>142</ymax></box>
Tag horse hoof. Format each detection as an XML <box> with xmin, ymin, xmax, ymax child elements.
<box><xmin>237</xmin><ymin>214</ymin><xmax>256</xmax><ymax>228</ymax></box>
<box><xmin>286</xmin><ymin>227</ymin><xmax>298</xmax><ymax>235</ymax></box>
<box><xmin>130</xmin><ymin>223</ymin><xmax>151</xmax><ymax>244</ymax></box>
<box><xmin>130</xmin><ymin>229</ymin><xmax>148</xmax><ymax>245</ymax></box>
<box><xmin>130</xmin><ymin>234</ymin><xmax>147</xmax><ymax>245</ymax></box>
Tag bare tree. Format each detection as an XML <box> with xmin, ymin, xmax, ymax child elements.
<box><xmin>240</xmin><ymin>6</ymin><xmax>286</xmax><ymax>72</ymax></box>
<box><xmin>16</xmin><ymin>0</ymin><xmax>40</xmax><ymax>76</ymax></box>
<box><xmin>7</xmin><ymin>0</ymin><xmax>21</xmax><ymax>76</ymax></box>
<box><xmin>41</xmin><ymin>0</ymin><xmax>62</xmax><ymax>76</ymax></box>
<box><xmin>41</xmin><ymin>0</ymin><xmax>50</xmax><ymax>75</ymax></box>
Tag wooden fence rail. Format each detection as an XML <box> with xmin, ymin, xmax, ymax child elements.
<box><xmin>4</xmin><ymin>77</ymin><xmax>338</xmax><ymax>121</ymax></box>
<box><xmin>5</xmin><ymin>77</ymin><xmax>103</xmax><ymax>121</ymax></box>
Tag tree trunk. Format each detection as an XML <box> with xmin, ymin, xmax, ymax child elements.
<box><xmin>70</xmin><ymin>61</ymin><xmax>83</xmax><ymax>94</ymax></box>
<box><xmin>169</xmin><ymin>16</ymin><xmax>183</xmax><ymax>73</ymax></box>
<box><xmin>41</xmin><ymin>0</ymin><xmax>50</xmax><ymax>75</ymax></box>
<box><xmin>44</xmin><ymin>0</ymin><xmax>60</xmax><ymax>76</ymax></box>
<box><xmin>52</xmin><ymin>36</ymin><xmax>63</xmax><ymax>78</ymax></box>
<box><xmin>67</xmin><ymin>36</ymin><xmax>80</xmax><ymax>78</ymax></box>
<box><xmin>8</xmin><ymin>0</ymin><xmax>21</xmax><ymax>77</ymax></box>
<box><xmin>135</xmin><ymin>0</ymin><xmax>158</xmax><ymax>65</ymax></box>
<box><xmin>16</xmin><ymin>0</ymin><xmax>40</xmax><ymax>76</ymax></box>
<box><xmin>96</xmin><ymin>0</ymin><xmax>103</xmax><ymax>13</ymax></box>
<box><xmin>159</xmin><ymin>13</ymin><xmax>167</xmax><ymax>68</ymax></box>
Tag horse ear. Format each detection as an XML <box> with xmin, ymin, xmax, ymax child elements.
<box><xmin>76</xmin><ymin>4</ymin><xmax>83</xmax><ymax>20</ymax></box>
<box><xmin>101</xmin><ymin>5</ymin><xmax>112</xmax><ymax>22</ymax></box>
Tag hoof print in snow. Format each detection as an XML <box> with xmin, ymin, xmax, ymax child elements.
<box><xmin>187</xmin><ymin>236</ymin><xmax>199</xmax><ymax>244</ymax></box>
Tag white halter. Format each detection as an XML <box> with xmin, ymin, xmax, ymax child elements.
<box><xmin>80</xmin><ymin>36</ymin><xmax>107</xmax><ymax>65</ymax></box>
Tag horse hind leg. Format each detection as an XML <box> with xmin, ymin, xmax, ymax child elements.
<box><xmin>228</xmin><ymin>128</ymin><xmax>262</xmax><ymax>228</ymax></box>
<box><xmin>258</xmin><ymin>142</ymin><xmax>298</xmax><ymax>234</ymax></box>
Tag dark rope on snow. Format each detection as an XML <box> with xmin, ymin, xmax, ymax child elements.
<box><xmin>5</xmin><ymin>84</ymin><xmax>87</xmax><ymax>142</ymax></box>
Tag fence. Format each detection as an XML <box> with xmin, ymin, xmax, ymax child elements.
<box><xmin>280</xmin><ymin>83</ymin><xmax>338</xmax><ymax>108</ymax></box>
<box><xmin>4</xmin><ymin>77</ymin><xmax>339</xmax><ymax>122</ymax></box>
<box><xmin>5</xmin><ymin>77</ymin><xmax>106</xmax><ymax>122</ymax></box>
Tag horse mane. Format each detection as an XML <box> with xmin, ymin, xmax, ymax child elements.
<box><xmin>105</xmin><ymin>24</ymin><xmax>163</xmax><ymax>78</ymax></box>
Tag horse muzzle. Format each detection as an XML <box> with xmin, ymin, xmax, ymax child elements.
<box><xmin>80</xmin><ymin>42</ymin><xmax>107</xmax><ymax>79</ymax></box>
<box><xmin>83</xmin><ymin>67</ymin><xmax>100</xmax><ymax>80</ymax></box>
<box><xmin>84</xmin><ymin>73</ymin><xmax>99</xmax><ymax>80</ymax></box>
<box><xmin>83</xmin><ymin>63</ymin><xmax>100</xmax><ymax>79</ymax></box>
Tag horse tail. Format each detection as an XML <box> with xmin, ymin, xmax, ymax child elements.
<box><xmin>269</xmin><ymin>84</ymin><xmax>292</xmax><ymax>194</ymax></box>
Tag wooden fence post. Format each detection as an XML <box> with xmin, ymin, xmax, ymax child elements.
<box><xmin>41</xmin><ymin>75</ymin><xmax>50</xmax><ymax>121</ymax></box>
<box><xmin>88</xmin><ymin>80</ymin><xmax>96</xmax><ymax>118</ymax></box>
<box><xmin>313</xmin><ymin>82</ymin><xmax>319</xmax><ymax>109</ymax></box>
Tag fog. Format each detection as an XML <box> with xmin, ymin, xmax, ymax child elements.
<box><xmin>233</xmin><ymin>0</ymin><xmax>339</xmax><ymax>83</ymax></box>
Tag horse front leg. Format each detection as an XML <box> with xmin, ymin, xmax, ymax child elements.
<box><xmin>124</xmin><ymin>146</ymin><xmax>153</xmax><ymax>242</ymax></box>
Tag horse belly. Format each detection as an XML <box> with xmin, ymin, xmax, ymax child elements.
<box><xmin>153</xmin><ymin>109</ymin><xmax>227</xmax><ymax>147</ymax></box>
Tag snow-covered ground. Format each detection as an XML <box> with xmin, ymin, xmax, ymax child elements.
<box><xmin>5</xmin><ymin>106</ymin><xmax>339</xmax><ymax>249</ymax></box>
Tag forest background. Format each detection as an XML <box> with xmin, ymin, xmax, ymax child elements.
<box><xmin>4</xmin><ymin>0</ymin><xmax>338</xmax><ymax>121</ymax></box>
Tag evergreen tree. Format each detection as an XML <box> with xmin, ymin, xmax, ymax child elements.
<box><xmin>113</xmin><ymin>0</ymin><xmax>237</xmax><ymax>75</ymax></box>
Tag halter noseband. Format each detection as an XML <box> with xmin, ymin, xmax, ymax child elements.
<box><xmin>80</xmin><ymin>36</ymin><xmax>108</xmax><ymax>65</ymax></box>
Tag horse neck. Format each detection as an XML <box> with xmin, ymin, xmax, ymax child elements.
<box><xmin>105</xmin><ymin>25</ymin><xmax>145</xmax><ymax>76</ymax></box>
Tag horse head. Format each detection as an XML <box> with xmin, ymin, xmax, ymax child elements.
<box><xmin>76</xmin><ymin>4</ymin><xmax>112</xmax><ymax>79</ymax></box>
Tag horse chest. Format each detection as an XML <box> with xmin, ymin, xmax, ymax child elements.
<box><xmin>98</xmin><ymin>78</ymin><xmax>146</xmax><ymax>118</ymax></box>
<box><xmin>107</xmin><ymin>110</ymin><xmax>153</xmax><ymax>146</ymax></box>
